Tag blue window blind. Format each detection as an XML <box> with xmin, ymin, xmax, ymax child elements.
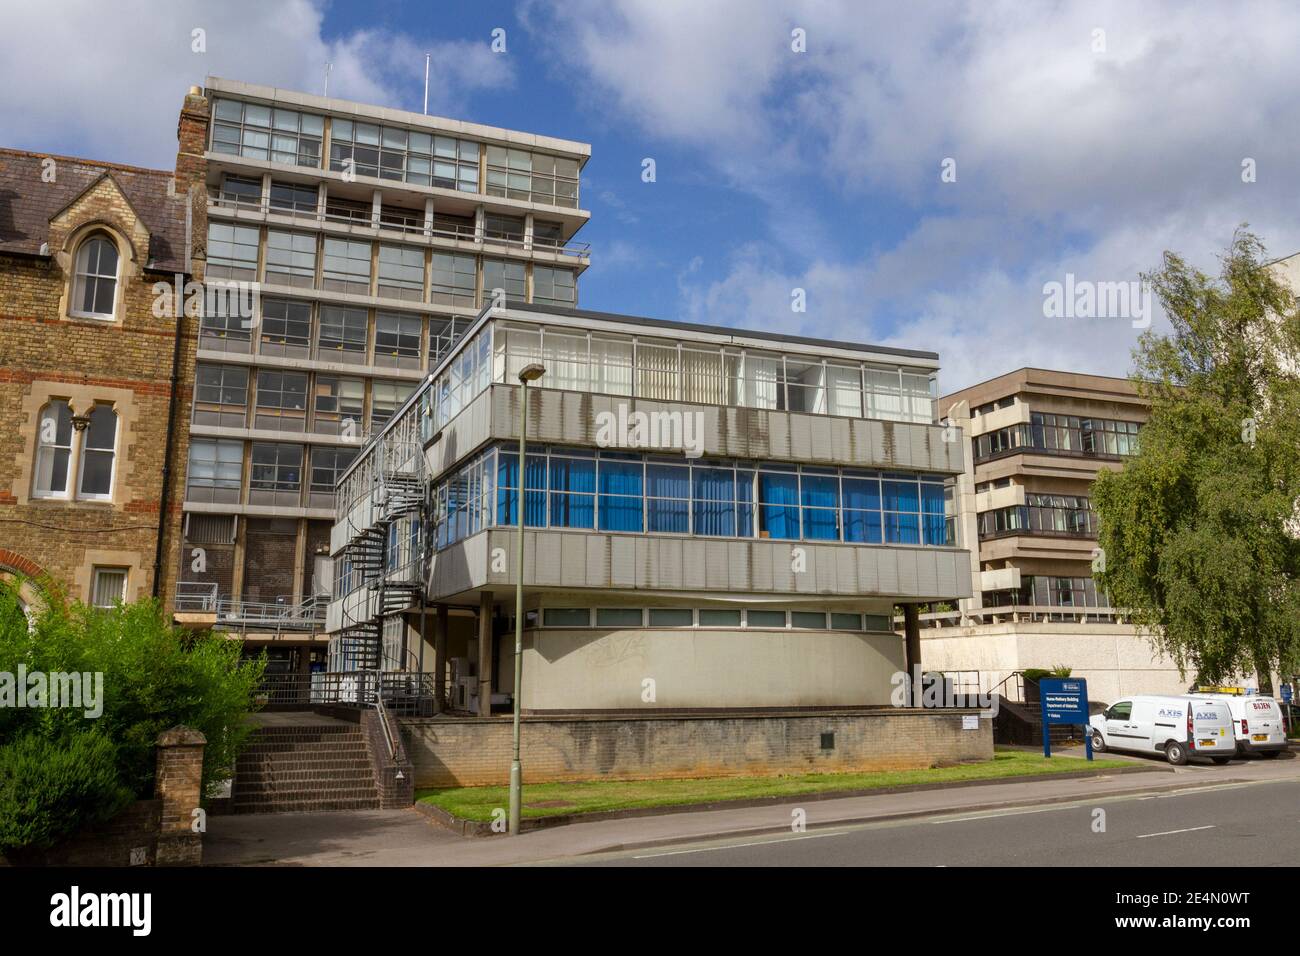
<box><xmin>758</xmin><ymin>470</ymin><xmax>799</xmax><ymax>539</ymax></box>
<box><xmin>598</xmin><ymin>459</ymin><xmax>643</xmax><ymax>532</ymax></box>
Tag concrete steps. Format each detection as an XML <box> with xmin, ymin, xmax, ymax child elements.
<box><xmin>231</xmin><ymin>724</ymin><xmax>381</xmax><ymax>814</ymax></box>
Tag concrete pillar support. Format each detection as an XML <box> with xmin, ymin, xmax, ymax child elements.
<box><xmin>477</xmin><ymin>591</ymin><xmax>493</xmax><ymax>716</ymax></box>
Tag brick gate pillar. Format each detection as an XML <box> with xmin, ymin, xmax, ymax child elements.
<box><xmin>154</xmin><ymin>726</ymin><xmax>206</xmax><ymax>866</ymax></box>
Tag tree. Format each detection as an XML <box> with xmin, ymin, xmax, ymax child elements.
<box><xmin>1093</xmin><ymin>230</ymin><xmax>1300</xmax><ymax>691</ymax></box>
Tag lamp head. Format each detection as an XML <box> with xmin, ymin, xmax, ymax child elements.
<box><xmin>518</xmin><ymin>363</ymin><xmax>546</xmax><ymax>383</ymax></box>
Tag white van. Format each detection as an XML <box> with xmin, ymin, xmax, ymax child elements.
<box><xmin>1196</xmin><ymin>694</ymin><xmax>1288</xmax><ymax>757</ymax></box>
<box><xmin>1089</xmin><ymin>695</ymin><xmax>1236</xmax><ymax>765</ymax></box>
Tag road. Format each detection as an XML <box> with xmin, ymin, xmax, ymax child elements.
<box><xmin>559</xmin><ymin>775</ymin><xmax>1300</xmax><ymax>866</ymax></box>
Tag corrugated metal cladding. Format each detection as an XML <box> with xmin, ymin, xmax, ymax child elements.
<box><xmin>424</xmin><ymin>529</ymin><xmax>972</xmax><ymax>603</ymax></box>
<box><xmin>460</xmin><ymin>386</ymin><xmax>965</xmax><ymax>476</ymax></box>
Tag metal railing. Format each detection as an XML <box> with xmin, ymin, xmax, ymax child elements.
<box><xmin>175</xmin><ymin>581</ymin><xmax>219</xmax><ymax>612</ymax></box>
<box><xmin>208</xmin><ymin>189</ymin><xmax>590</xmax><ymax>258</ymax></box>
<box><xmin>175</xmin><ymin>586</ymin><xmax>327</xmax><ymax>633</ymax></box>
<box><xmin>896</xmin><ymin>605</ymin><xmax>1130</xmax><ymax>629</ymax></box>
<box><xmin>253</xmin><ymin>670</ymin><xmax>441</xmax><ymax>716</ymax></box>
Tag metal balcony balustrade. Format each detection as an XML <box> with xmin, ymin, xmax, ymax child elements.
<box><xmin>893</xmin><ymin>604</ymin><xmax>1128</xmax><ymax>629</ymax></box>
<box><xmin>174</xmin><ymin>582</ymin><xmax>327</xmax><ymax>630</ymax></box>
<box><xmin>207</xmin><ymin>188</ymin><xmax>591</xmax><ymax>259</ymax></box>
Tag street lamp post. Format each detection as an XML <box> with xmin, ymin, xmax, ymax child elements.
<box><xmin>509</xmin><ymin>363</ymin><xmax>545</xmax><ymax>835</ymax></box>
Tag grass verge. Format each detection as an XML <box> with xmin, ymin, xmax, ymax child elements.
<box><xmin>416</xmin><ymin>750</ymin><xmax>1132</xmax><ymax>822</ymax></box>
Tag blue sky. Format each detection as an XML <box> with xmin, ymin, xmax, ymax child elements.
<box><xmin>6</xmin><ymin>0</ymin><xmax>1300</xmax><ymax>390</ymax></box>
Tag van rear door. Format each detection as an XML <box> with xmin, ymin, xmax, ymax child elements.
<box><xmin>1244</xmin><ymin>697</ymin><xmax>1284</xmax><ymax>744</ymax></box>
<box><xmin>1190</xmin><ymin>701</ymin><xmax>1233</xmax><ymax>753</ymax></box>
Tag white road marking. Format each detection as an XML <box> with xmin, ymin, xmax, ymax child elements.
<box><xmin>1136</xmin><ymin>825</ymin><xmax>1216</xmax><ymax>839</ymax></box>
<box><xmin>631</xmin><ymin>827</ymin><xmax>849</xmax><ymax>859</ymax></box>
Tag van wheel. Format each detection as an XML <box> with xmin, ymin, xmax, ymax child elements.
<box><xmin>1211</xmin><ymin>756</ymin><xmax>1231</xmax><ymax>765</ymax></box>
<box><xmin>1165</xmin><ymin>741</ymin><xmax>1188</xmax><ymax>766</ymax></box>
<box><xmin>1090</xmin><ymin>730</ymin><xmax>1107</xmax><ymax>753</ymax></box>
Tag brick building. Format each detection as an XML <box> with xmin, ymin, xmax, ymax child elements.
<box><xmin>0</xmin><ymin>88</ymin><xmax>209</xmax><ymax>614</ymax></box>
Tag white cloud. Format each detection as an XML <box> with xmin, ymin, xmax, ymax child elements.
<box><xmin>525</xmin><ymin>0</ymin><xmax>1300</xmax><ymax>388</ymax></box>
<box><xmin>0</xmin><ymin>0</ymin><xmax>513</xmax><ymax>168</ymax></box>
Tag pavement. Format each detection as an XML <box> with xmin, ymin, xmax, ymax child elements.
<box><xmin>203</xmin><ymin>748</ymin><xmax>1300</xmax><ymax>867</ymax></box>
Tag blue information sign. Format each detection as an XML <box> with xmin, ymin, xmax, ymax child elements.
<box><xmin>1038</xmin><ymin>677</ymin><xmax>1092</xmax><ymax>760</ymax></box>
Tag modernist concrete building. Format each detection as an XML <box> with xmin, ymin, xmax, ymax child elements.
<box><xmin>0</xmin><ymin>91</ymin><xmax>207</xmax><ymax>615</ymax></box>
<box><xmin>926</xmin><ymin>368</ymin><xmax>1186</xmax><ymax>703</ymax></box>
<box><xmin>327</xmin><ymin>303</ymin><xmax>971</xmax><ymax>713</ymax></box>
<box><xmin>172</xmin><ymin>77</ymin><xmax>591</xmax><ymax>677</ymax></box>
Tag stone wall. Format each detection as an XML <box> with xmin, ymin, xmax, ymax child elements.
<box><xmin>401</xmin><ymin>708</ymin><xmax>993</xmax><ymax>788</ymax></box>
<box><xmin>920</xmin><ymin>621</ymin><xmax>1189</xmax><ymax>703</ymax></box>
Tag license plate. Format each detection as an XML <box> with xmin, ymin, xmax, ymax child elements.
<box><xmin>1199</xmin><ymin>738</ymin><xmax>1216</xmax><ymax>747</ymax></box>
<box><xmin>1253</xmin><ymin>734</ymin><xmax>1268</xmax><ymax>741</ymax></box>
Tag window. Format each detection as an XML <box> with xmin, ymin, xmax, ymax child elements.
<box><xmin>71</xmin><ymin>234</ymin><xmax>119</xmax><ymax>318</ymax></box>
<box><xmin>33</xmin><ymin>400</ymin><xmax>73</xmax><ymax>497</ymax></box>
<box><xmin>330</xmin><ymin>122</ymin><xmax>479</xmax><ymax>190</ymax></box>
<box><xmin>317</xmin><ymin>305</ymin><xmax>368</xmax><ymax>363</ymax></box>
<box><xmin>186</xmin><ymin>438</ymin><xmax>243</xmax><ymax>504</ymax></box>
<box><xmin>90</xmin><ymin>567</ymin><xmax>127</xmax><ymax>608</ymax></box>
<box><xmin>758</xmin><ymin>467</ymin><xmax>800</xmax><ymax>540</ymax></box>
<box><xmin>373</xmin><ymin>312</ymin><xmax>422</xmax><ymax>369</ymax></box>
<box><xmin>595</xmin><ymin>608</ymin><xmax>643</xmax><ymax>627</ymax></box>
<box><xmin>309</xmin><ymin>447</ymin><xmax>357</xmax><ymax>508</ymax></box>
<box><xmin>548</xmin><ymin>451</ymin><xmax>595</xmax><ymax>529</ymax></box>
<box><xmin>542</xmin><ymin>608</ymin><xmax>590</xmax><ymax>627</ymax></box>
<box><xmin>647</xmin><ymin>608</ymin><xmax>692</xmax><ymax>627</ymax></box>
<box><xmin>429</xmin><ymin>316</ymin><xmax>470</xmax><ymax>367</ymax></box>
<box><xmin>206</xmin><ymin>223</ymin><xmax>259</xmax><ymax>281</ymax></box>
<box><xmin>260</xmin><ymin>298</ymin><xmax>312</xmax><ymax>358</ymax></box>
<box><xmin>377</xmin><ymin>245</ymin><xmax>425</xmax><ymax>301</ymax></box>
<box><xmin>264</xmin><ymin>230</ymin><xmax>316</xmax><ymax>288</ymax></box>
<box><xmin>598</xmin><ymin>458</ymin><xmax>643</xmax><ymax>533</ymax></box>
<box><xmin>746</xmin><ymin>609</ymin><xmax>787</xmax><ymax>628</ymax></box>
<box><xmin>431</xmin><ymin>136</ymin><xmax>480</xmax><ymax>192</ymax></box>
<box><xmin>254</xmin><ymin>370</ymin><xmax>308</xmax><ymax>431</ymax></box>
<box><xmin>533</xmin><ymin>219</ymin><xmax>565</xmax><ymax>250</ymax></box>
<box><xmin>791</xmin><ymin>611</ymin><xmax>828</xmax><ymax>629</ymax></box>
<box><xmin>322</xmin><ymin>238</ymin><xmax>372</xmax><ymax>295</ymax></box>
<box><xmin>370</xmin><ymin>381</ymin><xmax>415</xmax><ymax>431</ymax></box>
<box><xmin>646</xmin><ymin>462</ymin><xmax>689</xmax><ymax>533</ymax></box>
<box><xmin>533</xmin><ymin>266</ymin><xmax>576</xmax><ymax>307</ymax></box>
<box><xmin>380</xmin><ymin>204</ymin><xmax>423</xmax><ymax>233</ymax></box>
<box><xmin>698</xmin><ymin>609</ymin><xmax>742</xmax><ymax>627</ymax></box>
<box><xmin>199</xmin><ymin>288</ymin><xmax>252</xmax><ymax>352</ymax></box>
<box><xmin>312</xmin><ymin>376</ymin><xmax>365</xmax><ymax>435</ymax></box>
<box><xmin>212</xmin><ymin>99</ymin><xmax>322</xmax><ymax>167</ymax></box>
<box><xmin>831</xmin><ymin>613</ymin><xmax>864</xmax><ymax>631</ymax></box>
<box><xmin>484</xmin><ymin>214</ymin><xmax>525</xmax><ymax>245</ymax></box>
<box><xmin>482</xmin><ymin>258</ymin><xmax>525</xmax><ymax>306</ymax></box>
<box><xmin>430</xmin><ymin>253</ymin><xmax>477</xmax><ymax>307</ymax></box>
<box><xmin>215</xmin><ymin>174</ymin><xmax>261</xmax><ymax>207</ymax></box>
<box><xmin>863</xmin><ymin>614</ymin><xmax>892</xmax><ymax>632</ymax></box>
<box><xmin>193</xmin><ymin>364</ymin><xmax>249</xmax><ymax>427</ymax></box>
<box><xmin>437</xmin><ymin>443</ymin><xmax>954</xmax><ymax>550</ymax></box>
<box><xmin>249</xmin><ymin>442</ymin><xmax>303</xmax><ymax>506</ymax></box>
<box><xmin>269</xmin><ymin>180</ymin><xmax>317</xmax><ymax>215</ymax></box>
<box><xmin>486</xmin><ymin>147</ymin><xmax>578</xmax><ymax>206</ymax></box>
<box><xmin>799</xmin><ymin>470</ymin><xmax>839</xmax><ymax>541</ymax></box>
<box><xmin>693</xmin><ymin>464</ymin><xmax>754</xmax><ymax>537</ymax></box>
<box><xmin>58</xmin><ymin>403</ymin><xmax>116</xmax><ymax>502</ymax></box>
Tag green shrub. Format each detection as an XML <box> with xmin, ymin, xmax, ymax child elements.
<box><xmin>0</xmin><ymin>731</ymin><xmax>133</xmax><ymax>851</ymax></box>
<box><xmin>0</xmin><ymin>580</ymin><xmax>266</xmax><ymax>849</ymax></box>
<box><xmin>1023</xmin><ymin>665</ymin><xmax>1073</xmax><ymax>683</ymax></box>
